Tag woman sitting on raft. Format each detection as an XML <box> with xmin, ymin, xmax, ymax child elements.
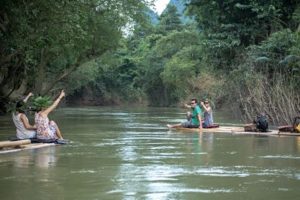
<box><xmin>200</xmin><ymin>100</ymin><xmax>214</xmax><ymax>128</ymax></box>
<box><xmin>34</xmin><ymin>90</ymin><xmax>65</xmax><ymax>140</ymax></box>
<box><xmin>12</xmin><ymin>92</ymin><xmax>37</xmax><ymax>139</ymax></box>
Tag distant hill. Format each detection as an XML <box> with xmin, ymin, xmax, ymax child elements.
<box><xmin>169</xmin><ymin>0</ymin><xmax>186</xmax><ymax>14</ymax></box>
<box><xmin>146</xmin><ymin>0</ymin><xmax>191</xmax><ymax>25</ymax></box>
<box><xmin>145</xmin><ymin>7</ymin><xmax>159</xmax><ymax>24</ymax></box>
<box><xmin>163</xmin><ymin>0</ymin><xmax>192</xmax><ymax>24</ymax></box>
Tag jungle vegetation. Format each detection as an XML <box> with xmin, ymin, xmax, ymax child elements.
<box><xmin>1</xmin><ymin>0</ymin><xmax>299</xmax><ymax>125</ymax></box>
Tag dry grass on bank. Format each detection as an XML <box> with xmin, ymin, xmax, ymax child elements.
<box><xmin>238</xmin><ymin>76</ymin><xmax>300</xmax><ymax>125</ymax></box>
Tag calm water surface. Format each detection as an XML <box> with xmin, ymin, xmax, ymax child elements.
<box><xmin>0</xmin><ymin>107</ymin><xmax>300</xmax><ymax>200</ymax></box>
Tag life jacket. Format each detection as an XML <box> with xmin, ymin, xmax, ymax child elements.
<box><xmin>255</xmin><ymin>114</ymin><xmax>268</xmax><ymax>132</ymax></box>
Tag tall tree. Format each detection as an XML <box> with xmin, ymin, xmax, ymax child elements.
<box><xmin>0</xmin><ymin>0</ymin><xmax>150</xmax><ymax>101</ymax></box>
<box><xmin>159</xmin><ymin>4</ymin><xmax>183</xmax><ymax>32</ymax></box>
<box><xmin>186</xmin><ymin>0</ymin><xmax>299</xmax><ymax>70</ymax></box>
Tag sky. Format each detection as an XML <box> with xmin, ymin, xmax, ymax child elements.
<box><xmin>152</xmin><ymin>0</ymin><xmax>170</xmax><ymax>15</ymax></box>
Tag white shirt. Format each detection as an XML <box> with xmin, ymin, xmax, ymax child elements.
<box><xmin>12</xmin><ymin>113</ymin><xmax>36</xmax><ymax>139</ymax></box>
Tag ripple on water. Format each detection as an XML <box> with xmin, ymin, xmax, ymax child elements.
<box><xmin>227</xmin><ymin>151</ymin><xmax>237</xmax><ymax>155</ymax></box>
<box><xmin>107</xmin><ymin>186</ymin><xmax>233</xmax><ymax>196</ymax></box>
<box><xmin>123</xmin><ymin>122</ymin><xmax>162</xmax><ymax>128</ymax></box>
<box><xmin>192</xmin><ymin>167</ymin><xmax>250</xmax><ymax>177</ymax></box>
<box><xmin>2</xmin><ymin>176</ymin><xmax>17</xmax><ymax>180</ymax></box>
<box><xmin>70</xmin><ymin>169</ymin><xmax>97</xmax><ymax>174</ymax></box>
<box><xmin>145</xmin><ymin>182</ymin><xmax>233</xmax><ymax>193</ymax></box>
<box><xmin>93</xmin><ymin>142</ymin><xmax>126</xmax><ymax>147</ymax></box>
<box><xmin>60</xmin><ymin>152</ymin><xmax>95</xmax><ymax>156</ymax></box>
<box><xmin>259</xmin><ymin>155</ymin><xmax>300</xmax><ymax>159</ymax></box>
<box><xmin>148</xmin><ymin>146</ymin><xmax>177</xmax><ymax>150</ymax></box>
<box><xmin>278</xmin><ymin>188</ymin><xmax>289</xmax><ymax>191</ymax></box>
<box><xmin>116</xmin><ymin>165</ymin><xmax>252</xmax><ymax>182</ymax></box>
<box><xmin>142</xmin><ymin>155</ymin><xmax>185</xmax><ymax>160</ymax></box>
<box><xmin>140</xmin><ymin>165</ymin><xmax>298</xmax><ymax>179</ymax></box>
<box><xmin>295</xmin><ymin>174</ymin><xmax>300</xmax><ymax>180</ymax></box>
<box><xmin>106</xmin><ymin>189</ymin><xmax>124</xmax><ymax>194</ymax></box>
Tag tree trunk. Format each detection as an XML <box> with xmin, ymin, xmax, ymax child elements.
<box><xmin>0</xmin><ymin>51</ymin><xmax>20</xmax><ymax>66</ymax></box>
<box><xmin>8</xmin><ymin>78</ymin><xmax>28</xmax><ymax>100</ymax></box>
<box><xmin>0</xmin><ymin>11</ymin><xmax>9</xmax><ymax>33</ymax></box>
<box><xmin>41</xmin><ymin>52</ymin><xmax>99</xmax><ymax>96</ymax></box>
<box><xmin>2</xmin><ymin>54</ymin><xmax>24</xmax><ymax>98</ymax></box>
<box><xmin>34</xmin><ymin>49</ymin><xmax>48</xmax><ymax>95</ymax></box>
<box><xmin>41</xmin><ymin>63</ymin><xmax>79</xmax><ymax>95</ymax></box>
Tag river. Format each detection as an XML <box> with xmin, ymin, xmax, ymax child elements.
<box><xmin>0</xmin><ymin>107</ymin><xmax>300</xmax><ymax>200</ymax></box>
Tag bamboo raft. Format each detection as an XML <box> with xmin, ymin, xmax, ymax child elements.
<box><xmin>0</xmin><ymin>139</ymin><xmax>57</xmax><ymax>154</ymax></box>
<box><xmin>168</xmin><ymin>126</ymin><xmax>300</xmax><ymax>137</ymax></box>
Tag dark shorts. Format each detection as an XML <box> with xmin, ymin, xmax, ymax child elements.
<box><xmin>203</xmin><ymin>122</ymin><xmax>211</xmax><ymax>128</ymax></box>
<box><xmin>181</xmin><ymin>121</ymin><xmax>199</xmax><ymax>128</ymax></box>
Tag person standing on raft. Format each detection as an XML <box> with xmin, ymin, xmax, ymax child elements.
<box><xmin>167</xmin><ymin>98</ymin><xmax>203</xmax><ymax>130</ymax></box>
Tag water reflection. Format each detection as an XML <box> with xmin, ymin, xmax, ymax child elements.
<box><xmin>34</xmin><ymin>147</ymin><xmax>58</xmax><ymax>169</ymax></box>
<box><xmin>112</xmin><ymin>126</ymin><xmax>233</xmax><ymax>199</ymax></box>
<box><xmin>296</xmin><ymin>137</ymin><xmax>300</xmax><ymax>152</ymax></box>
<box><xmin>10</xmin><ymin>146</ymin><xmax>58</xmax><ymax>169</ymax></box>
<box><xmin>12</xmin><ymin>155</ymin><xmax>33</xmax><ymax>169</ymax></box>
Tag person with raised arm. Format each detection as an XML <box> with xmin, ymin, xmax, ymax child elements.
<box><xmin>200</xmin><ymin>100</ymin><xmax>214</xmax><ymax>128</ymax></box>
<box><xmin>12</xmin><ymin>92</ymin><xmax>37</xmax><ymax>139</ymax></box>
<box><xmin>34</xmin><ymin>90</ymin><xmax>65</xmax><ymax>140</ymax></box>
<box><xmin>167</xmin><ymin>98</ymin><xmax>203</xmax><ymax>130</ymax></box>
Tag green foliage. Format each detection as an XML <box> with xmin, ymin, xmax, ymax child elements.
<box><xmin>32</xmin><ymin>96</ymin><xmax>53</xmax><ymax>111</ymax></box>
<box><xmin>1</xmin><ymin>0</ymin><xmax>299</xmax><ymax>112</ymax></box>
<box><xmin>0</xmin><ymin>0</ymin><xmax>151</xmax><ymax>99</ymax></box>
<box><xmin>186</xmin><ymin>0</ymin><xmax>299</xmax><ymax>70</ymax></box>
<box><xmin>159</xmin><ymin>4</ymin><xmax>183</xmax><ymax>32</ymax></box>
<box><xmin>247</xmin><ymin>29</ymin><xmax>300</xmax><ymax>78</ymax></box>
<box><xmin>154</xmin><ymin>31</ymin><xmax>200</xmax><ymax>58</ymax></box>
<box><xmin>138</xmin><ymin>30</ymin><xmax>203</xmax><ymax>105</ymax></box>
<box><xmin>161</xmin><ymin>45</ymin><xmax>203</xmax><ymax>99</ymax></box>
<box><xmin>5</xmin><ymin>101</ymin><xmax>19</xmax><ymax>114</ymax></box>
<box><xmin>63</xmin><ymin>61</ymin><xmax>100</xmax><ymax>94</ymax></box>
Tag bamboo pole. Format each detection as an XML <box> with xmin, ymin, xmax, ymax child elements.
<box><xmin>0</xmin><ymin>139</ymin><xmax>31</xmax><ymax>148</ymax></box>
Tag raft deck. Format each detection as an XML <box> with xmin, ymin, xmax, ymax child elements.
<box><xmin>169</xmin><ymin>126</ymin><xmax>300</xmax><ymax>137</ymax></box>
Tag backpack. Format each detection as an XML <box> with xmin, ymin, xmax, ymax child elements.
<box><xmin>255</xmin><ymin>114</ymin><xmax>268</xmax><ymax>132</ymax></box>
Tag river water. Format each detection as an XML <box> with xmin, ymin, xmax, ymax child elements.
<box><xmin>0</xmin><ymin>107</ymin><xmax>300</xmax><ymax>200</ymax></box>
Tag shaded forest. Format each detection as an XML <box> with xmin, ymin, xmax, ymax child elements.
<box><xmin>1</xmin><ymin>0</ymin><xmax>299</xmax><ymax>125</ymax></box>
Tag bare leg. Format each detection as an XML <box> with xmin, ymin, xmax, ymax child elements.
<box><xmin>50</xmin><ymin>121</ymin><xmax>63</xmax><ymax>139</ymax></box>
<box><xmin>168</xmin><ymin>112</ymin><xmax>192</xmax><ymax>128</ymax></box>
<box><xmin>54</xmin><ymin>126</ymin><xmax>63</xmax><ymax>139</ymax></box>
<box><xmin>167</xmin><ymin>123</ymin><xmax>183</xmax><ymax>128</ymax></box>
